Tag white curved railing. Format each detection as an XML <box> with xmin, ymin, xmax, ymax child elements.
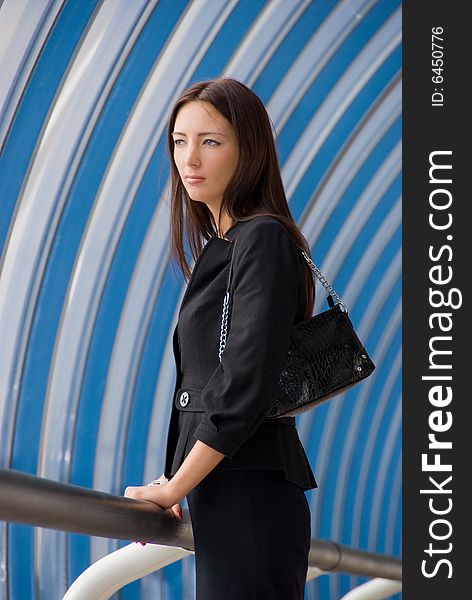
<box><xmin>63</xmin><ymin>543</ymin><xmax>401</xmax><ymax>600</ymax></box>
<box><xmin>63</xmin><ymin>543</ymin><xmax>192</xmax><ymax>600</ymax></box>
<box><xmin>340</xmin><ymin>577</ymin><xmax>402</xmax><ymax>599</ymax></box>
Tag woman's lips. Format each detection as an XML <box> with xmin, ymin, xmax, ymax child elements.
<box><xmin>185</xmin><ymin>177</ymin><xmax>205</xmax><ymax>184</ymax></box>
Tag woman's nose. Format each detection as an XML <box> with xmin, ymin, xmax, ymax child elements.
<box><xmin>185</xmin><ymin>143</ymin><xmax>200</xmax><ymax>167</ymax></box>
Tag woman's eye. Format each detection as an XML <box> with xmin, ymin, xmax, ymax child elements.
<box><xmin>173</xmin><ymin>138</ymin><xmax>220</xmax><ymax>147</ymax></box>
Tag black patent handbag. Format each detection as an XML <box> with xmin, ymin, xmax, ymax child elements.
<box><xmin>218</xmin><ymin>238</ymin><xmax>376</xmax><ymax>419</ymax></box>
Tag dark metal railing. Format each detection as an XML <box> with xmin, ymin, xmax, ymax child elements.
<box><xmin>0</xmin><ymin>468</ymin><xmax>401</xmax><ymax>581</ymax></box>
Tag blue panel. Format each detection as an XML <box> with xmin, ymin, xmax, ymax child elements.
<box><xmin>358</xmin><ymin>342</ymin><xmax>402</xmax><ymax>548</ymax></box>
<box><xmin>313</xmin><ymin>120</ymin><xmax>400</xmax><ymax>263</ymax></box>
<box><xmin>7</xmin><ymin>3</ymin><xmax>102</xmax><ymax>600</ymax></box>
<box><xmin>290</xmin><ymin>56</ymin><xmax>401</xmax><ymax>223</ymax></box>
<box><xmin>192</xmin><ymin>0</ymin><xmax>266</xmax><ymax>81</ymax></box>
<box><xmin>121</xmin><ymin>262</ymin><xmax>182</xmax><ymax>487</ymax></box>
<box><xmin>334</xmin><ymin>166</ymin><xmax>401</xmax><ymax>294</ymax></box>
<box><xmin>0</xmin><ymin>0</ymin><xmax>100</xmax><ymax>258</ymax></box>
<box><xmin>1</xmin><ymin>1</ymin><xmax>403</xmax><ymax>597</ymax></box>
<box><xmin>277</xmin><ymin>0</ymin><xmax>400</xmax><ymax>167</ymax></box>
<box><xmin>341</xmin><ymin>277</ymin><xmax>402</xmax><ymax>549</ymax></box>
<box><xmin>377</xmin><ymin>429</ymin><xmax>402</xmax><ymax>552</ymax></box>
<box><xmin>163</xmin><ymin>560</ymin><xmax>184</xmax><ymax>600</ymax></box>
<box><xmin>66</xmin><ymin>2</ymin><xmax>187</xmax><ymax>586</ymax></box>
<box><xmin>255</xmin><ymin>0</ymin><xmax>340</xmax><ymax>102</ymax></box>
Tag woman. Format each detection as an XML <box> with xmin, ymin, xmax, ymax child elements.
<box><xmin>125</xmin><ymin>77</ymin><xmax>318</xmax><ymax>599</ymax></box>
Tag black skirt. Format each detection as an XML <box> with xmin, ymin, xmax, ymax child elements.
<box><xmin>186</xmin><ymin>468</ymin><xmax>311</xmax><ymax>600</ymax></box>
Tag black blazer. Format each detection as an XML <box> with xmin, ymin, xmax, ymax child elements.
<box><xmin>164</xmin><ymin>216</ymin><xmax>317</xmax><ymax>491</ymax></box>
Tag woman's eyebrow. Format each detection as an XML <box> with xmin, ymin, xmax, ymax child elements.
<box><xmin>171</xmin><ymin>131</ymin><xmax>225</xmax><ymax>136</ymax></box>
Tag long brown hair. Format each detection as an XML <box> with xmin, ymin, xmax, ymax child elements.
<box><xmin>166</xmin><ymin>77</ymin><xmax>315</xmax><ymax>319</ymax></box>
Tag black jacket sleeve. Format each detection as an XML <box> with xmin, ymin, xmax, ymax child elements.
<box><xmin>193</xmin><ymin>219</ymin><xmax>301</xmax><ymax>458</ymax></box>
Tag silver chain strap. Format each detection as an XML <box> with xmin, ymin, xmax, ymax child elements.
<box><xmin>300</xmin><ymin>251</ymin><xmax>347</xmax><ymax>312</ymax></box>
<box><xmin>218</xmin><ymin>291</ymin><xmax>231</xmax><ymax>362</ymax></box>
<box><xmin>219</xmin><ymin>247</ymin><xmax>346</xmax><ymax>362</ymax></box>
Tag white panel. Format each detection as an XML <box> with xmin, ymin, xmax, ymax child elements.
<box><xmin>0</xmin><ymin>0</ymin><xmax>63</xmax><ymax>149</ymax></box>
<box><xmin>316</xmin><ymin>141</ymin><xmax>401</xmax><ymax>312</ymax></box>
<box><xmin>283</xmin><ymin>8</ymin><xmax>401</xmax><ymax>199</ymax></box>
<box><xmin>368</xmin><ymin>384</ymin><xmax>401</xmax><ymax>547</ymax></box>
<box><xmin>351</xmin><ymin>301</ymin><xmax>402</xmax><ymax>550</ymax></box>
<box><xmin>308</xmin><ymin>261</ymin><xmax>401</xmax><ymax>540</ymax></box>
<box><xmin>26</xmin><ymin>2</ymin><xmax>157</xmax><ymax>598</ymax></box>
<box><xmin>343</xmin><ymin>198</ymin><xmax>401</xmax><ymax>306</ymax></box>
<box><xmin>91</xmin><ymin>0</ymin><xmax>237</xmax><ymax>563</ymax></box>
<box><xmin>268</xmin><ymin>0</ymin><xmax>376</xmax><ymax>129</ymax></box>
<box><xmin>225</xmin><ymin>0</ymin><xmax>310</xmax><ymax>85</ymax></box>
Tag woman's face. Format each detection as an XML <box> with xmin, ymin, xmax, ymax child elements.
<box><xmin>171</xmin><ymin>100</ymin><xmax>239</xmax><ymax>213</ymax></box>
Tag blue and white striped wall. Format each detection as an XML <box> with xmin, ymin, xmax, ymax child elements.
<box><xmin>0</xmin><ymin>1</ymin><xmax>401</xmax><ymax>599</ymax></box>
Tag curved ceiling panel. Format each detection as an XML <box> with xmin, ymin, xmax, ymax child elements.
<box><xmin>0</xmin><ymin>1</ymin><xmax>401</xmax><ymax>598</ymax></box>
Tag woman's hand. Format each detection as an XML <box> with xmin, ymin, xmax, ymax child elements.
<box><xmin>124</xmin><ymin>475</ymin><xmax>183</xmax><ymax>546</ymax></box>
